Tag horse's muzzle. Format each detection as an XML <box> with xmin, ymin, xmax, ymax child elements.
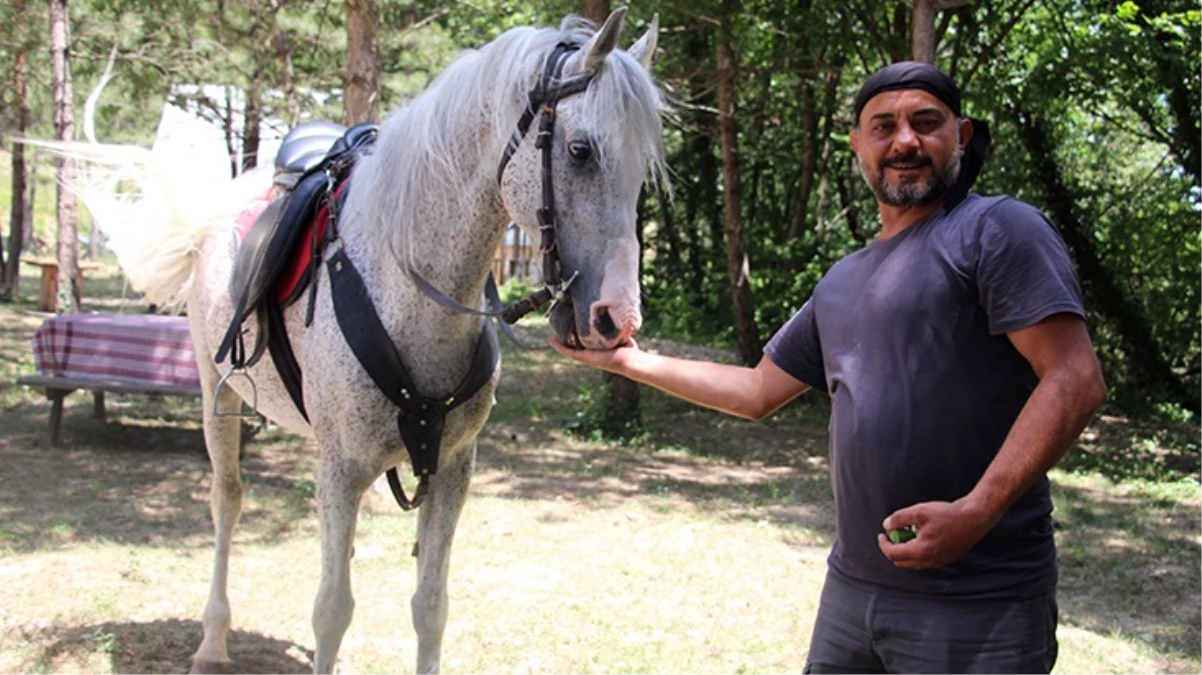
<box><xmin>549</xmin><ymin>301</ymin><xmax>583</xmax><ymax>349</ymax></box>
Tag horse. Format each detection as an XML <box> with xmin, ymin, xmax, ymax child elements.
<box><xmin>67</xmin><ymin>9</ymin><xmax>665</xmax><ymax>673</ymax></box>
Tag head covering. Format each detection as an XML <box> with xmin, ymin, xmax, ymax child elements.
<box><xmin>853</xmin><ymin>61</ymin><xmax>992</xmax><ymax>209</ymax></box>
<box><xmin>854</xmin><ymin>61</ymin><xmax>961</xmax><ymax>122</ymax></box>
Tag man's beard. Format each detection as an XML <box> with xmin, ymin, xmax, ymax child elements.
<box><xmin>859</xmin><ymin>142</ymin><xmax>963</xmax><ymax>207</ymax></box>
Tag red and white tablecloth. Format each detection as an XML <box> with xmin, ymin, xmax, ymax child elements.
<box><xmin>31</xmin><ymin>312</ymin><xmax>202</xmax><ymax>388</ymax></box>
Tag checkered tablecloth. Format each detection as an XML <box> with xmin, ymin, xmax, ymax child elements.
<box><xmin>31</xmin><ymin>312</ymin><xmax>201</xmax><ymax>388</ymax></box>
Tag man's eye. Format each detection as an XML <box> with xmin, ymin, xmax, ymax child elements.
<box><xmin>567</xmin><ymin>140</ymin><xmax>593</xmax><ymax>163</ymax></box>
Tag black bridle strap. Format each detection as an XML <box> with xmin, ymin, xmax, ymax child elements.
<box><xmin>495</xmin><ymin>43</ymin><xmax>591</xmax><ymax>183</ymax></box>
<box><xmin>397</xmin><ymin>42</ymin><xmax>593</xmax><ymax>334</ymax></box>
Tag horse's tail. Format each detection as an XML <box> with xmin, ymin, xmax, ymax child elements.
<box><xmin>26</xmin><ymin>138</ymin><xmax>270</xmax><ymax>309</ymax></box>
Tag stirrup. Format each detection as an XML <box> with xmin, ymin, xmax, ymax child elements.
<box><xmin>212</xmin><ymin>367</ymin><xmax>262</xmax><ymax>419</ymax></box>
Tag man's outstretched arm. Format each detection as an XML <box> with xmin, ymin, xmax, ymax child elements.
<box><xmin>550</xmin><ymin>338</ymin><xmax>811</xmax><ymax>421</ymax></box>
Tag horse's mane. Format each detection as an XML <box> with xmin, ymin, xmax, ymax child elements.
<box><xmin>349</xmin><ymin>16</ymin><xmax>667</xmax><ymax>260</ymax></box>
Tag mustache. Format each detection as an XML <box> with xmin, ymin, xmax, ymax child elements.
<box><xmin>881</xmin><ymin>152</ymin><xmax>933</xmax><ymax>169</ymax></box>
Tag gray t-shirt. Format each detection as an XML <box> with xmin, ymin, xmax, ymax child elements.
<box><xmin>765</xmin><ymin>194</ymin><xmax>1085</xmax><ymax>600</ymax></box>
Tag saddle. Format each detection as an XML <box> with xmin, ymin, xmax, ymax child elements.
<box><xmin>215</xmin><ymin>121</ymin><xmax>379</xmax><ymax>371</ymax></box>
<box><xmin>213</xmin><ymin>120</ymin><xmax>501</xmax><ymax>512</ymax></box>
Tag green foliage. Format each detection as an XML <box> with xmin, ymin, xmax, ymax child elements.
<box><xmin>498</xmin><ymin>275</ymin><xmax>538</xmax><ymax>306</ymax></box>
<box><xmin>563</xmin><ymin>380</ymin><xmax>646</xmax><ymax>444</ymax></box>
<box><xmin>1</xmin><ymin>0</ymin><xmax>1195</xmax><ymax>420</ymax></box>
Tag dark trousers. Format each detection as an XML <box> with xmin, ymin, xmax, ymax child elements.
<box><xmin>804</xmin><ymin>570</ymin><xmax>1058</xmax><ymax>674</ymax></box>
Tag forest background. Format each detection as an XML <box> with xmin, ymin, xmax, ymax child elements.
<box><xmin>0</xmin><ymin>0</ymin><xmax>1198</xmax><ymax>427</ymax></box>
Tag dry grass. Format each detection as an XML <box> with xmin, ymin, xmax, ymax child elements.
<box><xmin>0</xmin><ymin>267</ymin><xmax>1198</xmax><ymax>674</ymax></box>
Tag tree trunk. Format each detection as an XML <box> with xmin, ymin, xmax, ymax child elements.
<box><xmin>911</xmin><ymin>0</ymin><xmax>937</xmax><ymax>63</ymax></box>
<box><xmin>2</xmin><ymin>0</ymin><xmax>29</xmax><ymax>301</ymax></box>
<box><xmin>1014</xmin><ymin>109</ymin><xmax>1197</xmax><ymax>414</ymax></box>
<box><xmin>583</xmin><ymin>0</ymin><xmax>609</xmax><ymax>24</ymax></box>
<box><xmin>24</xmin><ymin>176</ymin><xmax>36</xmax><ymax>251</ymax></box>
<box><xmin>716</xmin><ymin>12</ymin><xmax>761</xmax><ymax>366</ymax></box>
<box><xmin>787</xmin><ymin>75</ymin><xmax>818</xmax><ymax>241</ymax></box>
<box><xmin>345</xmin><ymin>0</ymin><xmax>380</xmax><ymax>125</ymax></box>
<box><xmin>223</xmin><ymin>88</ymin><xmax>238</xmax><ymax>179</ymax></box>
<box><xmin>681</xmin><ymin>27</ymin><xmax>718</xmax><ymax>294</ymax></box>
<box><xmin>275</xmin><ymin>30</ymin><xmax>300</xmax><ymax>127</ymax></box>
<box><xmin>242</xmin><ymin>78</ymin><xmax>261</xmax><ymax>173</ymax></box>
<box><xmin>579</xmin><ymin>0</ymin><xmax>637</xmax><ymax>440</ymax></box>
<box><xmin>50</xmin><ymin>0</ymin><xmax>80</xmax><ymax>314</ymax></box>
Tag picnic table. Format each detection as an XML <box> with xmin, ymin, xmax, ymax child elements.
<box><xmin>17</xmin><ymin>312</ymin><xmax>203</xmax><ymax>446</ymax></box>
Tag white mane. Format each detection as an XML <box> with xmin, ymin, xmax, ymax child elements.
<box><xmin>349</xmin><ymin>16</ymin><xmax>668</xmax><ymax>262</ymax></box>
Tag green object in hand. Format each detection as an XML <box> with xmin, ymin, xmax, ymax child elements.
<box><xmin>887</xmin><ymin>526</ymin><xmax>917</xmax><ymax>544</ymax></box>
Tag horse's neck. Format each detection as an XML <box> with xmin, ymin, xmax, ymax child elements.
<box><xmin>340</xmin><ymin>150</ymin><xmax>506</xmax><ymax>340</ymax></box>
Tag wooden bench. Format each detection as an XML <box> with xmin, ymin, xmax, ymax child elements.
<box><xmin>21</xmin><ymin>258</ymin><xmax>105</xmax><ymax>312</ymax></box>
<box><xmin>18</xmin><ymin>373</ymin><xmax>202</xmax><ymax>447</ymax></box>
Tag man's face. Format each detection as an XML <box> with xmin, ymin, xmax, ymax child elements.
<box><xmin>850</xmin><ymin>89</ymin><xmax>970</xmax><ymax>208</ymax></box>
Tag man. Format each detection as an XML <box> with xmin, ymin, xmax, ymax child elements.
<box><xmin>551</xmin><ymin>61</ymin><xmax>1107</xmax><ymax>673</ymax></box>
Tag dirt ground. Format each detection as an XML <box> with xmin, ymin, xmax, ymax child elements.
<box><xmin>0</xmin><ymin>275</ymin><xmax>1198</xmax><ymax>674</ymax></box>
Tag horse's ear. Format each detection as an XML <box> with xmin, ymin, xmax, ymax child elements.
<box><xmin>582</xmin><ymin>7</ymin><xmax>627</xmax><ymax>76</ymax></box>
<box><xmin>627</xmin><ymin>13</ymin><xmax>658</xmax><ymax>71</ymax></box>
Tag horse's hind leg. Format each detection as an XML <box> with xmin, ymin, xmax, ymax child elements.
<box><xmin>412</xmin><ymin>443</ymin><xmax>476</xmax><ymax>674</ymax></box>
<box><xmin>191</xmin><ymin>373</ymin><xmax>245</xmax><ymax>673</ymax></box>
<box><xmin>312</xmin><ymin>449</ymin><xmax>372</xmax><ymax>674</ymax></box>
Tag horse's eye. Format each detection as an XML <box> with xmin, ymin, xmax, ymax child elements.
<box><xmin>567</xmin><ymin>140</ymin><xmax>593</xmax><ymax>164</ymax></box>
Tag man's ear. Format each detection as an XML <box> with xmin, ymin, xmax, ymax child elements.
<box><xmin>849</xmin><ymin>127</ymin><xmax>860</xmax><ymax>155</ymax></box>
<box><xmin>958</xmin><ymin>117</ymin><xmax>974</xmax><ymax>153</ymax></box>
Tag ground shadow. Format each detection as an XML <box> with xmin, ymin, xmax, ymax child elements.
<box><xmin>477</xmin><ymin>416</ymin><xmax>837</xmax><ymax>538</ymax></box>
<box><xmin>1051</xmin><ymin>479</ymin><xmax>1201</xmax><ymax>662</ymax></box>
<box><xmin>1059</xmin><ymin>414</ymin><xmax>1200</xmax><ymax>483</ymax></box>
<box><xmin>0</xmin><ymin>397</ymin><xmax>318</xmax><ymax>554</ymax></box>
<box><xmin>22</xmin><ymin>618</ymin><xmax>311</xmax><ymax>674</ymax></box>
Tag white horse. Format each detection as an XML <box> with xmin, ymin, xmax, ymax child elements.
<box><xmin>69</xmin><ymin>9</ymin><xmax>664</xmax><ymax>673</ymax></box>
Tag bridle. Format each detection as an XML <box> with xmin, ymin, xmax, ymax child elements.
<box><xmin>401</xmin><ymin>42</ymin><xmax>595</xmax><ymax>336</ymax></box>
<box><xmin>494</xmin><ymin>42</ymin><xmax>593</xmax><ymax>323</ymax></box>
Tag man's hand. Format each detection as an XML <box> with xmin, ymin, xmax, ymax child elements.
<box><xmin>877</xmin><ymin>498</ymin><xmax>999</xmax><ymax>569</ymax></box>
<box><xmin>548</xmin><ymin>336</ymin><xmax>640</xmax><ymax>376</ymax></box>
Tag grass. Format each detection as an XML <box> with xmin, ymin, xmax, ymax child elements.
<box><xmin>0</xmin><ymin>266</ymin><xmax>1198</xmax><ymax>674</ymax></box>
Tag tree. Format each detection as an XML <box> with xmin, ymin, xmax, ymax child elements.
<box><xmin>715</xmin><ymin>2</ymin><xmax>761</xmax><ymax>366</ymax></box>
<box><xmin>911</xmin><ymin>0</ymin><xmax>973</xmax><ymax>63</ymax></box>
<box><xmin>345</xmin><ymin>0</ymin><xmax>380</xmax><ymax>125</ymax></box>
<box><xmin>580</xmin><ymin>0</ymin><xmax>642</xmax><ymax>438</ymax></box>
<box><xmin>1</xmin><ymin>0</ymin><xmax>30</xmax><ymax>301</ymax></box>
<box><xmin>50</xmin><ymin>0</ymin><xmax>80</xmax><ymax>313</ymax></box>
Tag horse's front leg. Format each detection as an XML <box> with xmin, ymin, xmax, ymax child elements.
<box><xmin>311</xmin><ymin>447</ymin><xmax>372</xmax><ymax>674</ymax></box>
<box><xmin>412</xmin><ymin>442</ymin><xmax>476</xmax><ymax>674</ymax></box>
<box><xmin>191</xmin><ymin>366</ymin><xmax>245</xmax><ymax>673</ymax></box>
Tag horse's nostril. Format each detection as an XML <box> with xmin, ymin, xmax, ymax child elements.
<box><xmin>593</xmin><ymin>307</ymin><xmax>618</xmax><ymax>339</ymax></box>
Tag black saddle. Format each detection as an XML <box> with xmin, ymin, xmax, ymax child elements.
<box><xmin>215</xmin><ymin>121</ymin><xmax>378</xmax><ymax>370</ymax></box>
<box><xmin>274</xmin><ymin>120</ymin><xmax>349</xmax><ymax>189</ymax></box>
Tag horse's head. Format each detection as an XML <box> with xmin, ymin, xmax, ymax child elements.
<box><xmin>498</xmin><ymin>9</ymin><xmax>665</xmax><ymax>350</ymax></box>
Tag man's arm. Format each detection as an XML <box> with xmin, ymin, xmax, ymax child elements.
<box><xmin>550</xmin><ymin>338</ymin><xmax>811</xmax><ymax>421</ymax></box>
<box><xmin>879</xmin><ymin>313</ymin><xmax>1107</xmax><ymax>569</ymax></box>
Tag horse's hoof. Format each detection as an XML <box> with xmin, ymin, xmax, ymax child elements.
<box><xmin>189</xmin><ymin>658</ymin><xmax>237</xmax><ymax>674</ymax></box>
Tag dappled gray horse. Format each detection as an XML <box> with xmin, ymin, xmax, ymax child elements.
<box><xmin>74</xmin><ymin>9</ymin><xmax>664</xmax><ymax>673</ymax></box>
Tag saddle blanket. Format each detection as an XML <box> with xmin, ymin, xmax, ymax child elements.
<box><xmin>31</xmin><ymin>313</ymin><xmax>201</xmax><ymax>388</ymax></box>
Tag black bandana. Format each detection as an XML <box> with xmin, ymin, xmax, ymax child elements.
<box><xmin>854</xmin><ymin>61</ymin><xmax>991</xmax><ymax>209</ymax></box>
<box><xmin>854</xmin><ymin>61</ymin><xmax>961</xmax><ymax>122</ymax></box>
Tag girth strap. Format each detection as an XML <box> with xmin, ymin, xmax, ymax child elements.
<box><xmin>325</xmin><ymin>245</ymin><xmax>500</xmax><ymax>506</ymax></box>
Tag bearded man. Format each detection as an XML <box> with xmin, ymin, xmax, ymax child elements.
<box><xmin>552</xmin><ymin>61</ymin><xmax>1107</xmax><ymax>673</ymax></box>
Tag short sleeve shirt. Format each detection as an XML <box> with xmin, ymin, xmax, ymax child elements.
<box><xmin>765</xmin><ymin>195</ymin><xmax>1085</xmax><ymax>600</ymax></box>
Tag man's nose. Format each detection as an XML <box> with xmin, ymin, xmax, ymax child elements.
<box><xmin>893</xmin><ymin>122</ymin><xmax>920</xmax><ymax>150</ymax></box>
